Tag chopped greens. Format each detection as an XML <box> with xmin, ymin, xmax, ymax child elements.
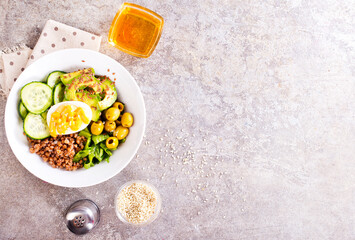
<box><xmin>74</xmin><ymin>130</ymin><xmax>113</xmax><ymax>169</ymax></box>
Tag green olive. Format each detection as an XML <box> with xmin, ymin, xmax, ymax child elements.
<box><xmin>113</xmin><ymin>102</ymin><xmax>125</xmax><ymax>112</ymax></box>
<box><xmin>121</xmin><ymin>112</ymin><xmax>134</xmax><ymax>128</ymax></box>
<box><xmin>105</xmin><ymin>107</ymin><xmax>120</xmax><ymax>121</ymax></box>
<box><xmin>113</xmin><ymin>126</ymin><xmax>129</xmax><ymax>140</ymax></box>
<box><xmin>104</xmin><ymin>120</ymin><xmax>116</xmax><ymax>132</ymax></box>
<box><xmin>106</xmin><ymin>137</ymin><xmax>119</xmax><ymax>149</ymax></box>
<box><xmin>91</xmin><ymin>121</ymin><xmax>104</xmax><ymax>135</ymax></box>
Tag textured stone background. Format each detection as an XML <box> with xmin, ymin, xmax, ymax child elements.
<box><xmin>1</xmin><ymin>0</ymin><xmax>355</xmax><ymax>239</ymax></box>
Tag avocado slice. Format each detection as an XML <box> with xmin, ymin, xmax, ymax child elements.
<box><xmin>62</xmin><ymin>69</ymin><xmax>117</xmax><ymax>118</ymax></box>
<box><xmin>64</xmin><ymin>74</ymin><xmax>101</xmax><ymax>101</ymax></box>
<box><xmin>60</xmin><ymin>68</ymin><xmax>95</xmax><ymax>86</ymax></box>
<box><xmin>76</xmin><ymin>91</ymin><xmax>101</xmax><ymax>121</ymax></box>
<box><xmin>97</xmin><ymin>76</ymin><xmax>118</xmax><ymax>111</ymax></box>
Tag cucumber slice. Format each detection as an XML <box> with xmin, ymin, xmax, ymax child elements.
<box><xmin>46</xmin><ymin>71</ymin><xmax>66</xmax><ymax>88</ymax></box>
<box><xmin>24</xmin><ymin>113</ymin><xmax>50</xmax><ymax>139</ymax></box>
<box><xmin>21</xmin><ymin>82</ymin><xmax>53</xmax><ymax>114</ymax></box>
<box><xmin>53</xmin><ymin>83</ymin><xmax>65</xmax><ymax>104</ymax></box>
<box><xmin>18</xmin><ymin>101</ymin><xmax>28</xmax><ymax>120</ymax></box>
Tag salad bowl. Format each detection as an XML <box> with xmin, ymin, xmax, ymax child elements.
<box><xmin>5</xmin><ymin>48</ymin><xmax>146</xmax><ymax>188</ymax></box>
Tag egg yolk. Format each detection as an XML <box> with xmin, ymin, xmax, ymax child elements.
<box><xmin>49</xmin><ymin>105</ymin><xmax>89</xmax><ymax>137</ymax></box>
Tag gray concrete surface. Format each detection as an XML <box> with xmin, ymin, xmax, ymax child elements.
<box><xmin>1</xmin><ymin>0</ymin><xmax>355</xmax><ymax>239</ymax></box>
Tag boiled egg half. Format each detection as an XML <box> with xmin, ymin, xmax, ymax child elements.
<box><xmin>46</xmin><ymin>101</ymin><xmax>92</xmax><ymax>137</ymax></box>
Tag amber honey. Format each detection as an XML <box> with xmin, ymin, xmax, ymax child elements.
<box><xmin>108</xmin><ymin>3</ymin><xmax>164</xmax><ymax>58</ymax></box>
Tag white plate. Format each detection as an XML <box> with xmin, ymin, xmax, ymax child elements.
<box><xmin>5</xmin><ymin>48</ymin><xmax>146</xmax><ymax>188</ymax></box>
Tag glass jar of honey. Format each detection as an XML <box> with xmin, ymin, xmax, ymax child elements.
<box><xmin>108</xmin><ymin>3</ymin><xmax>164</xmax><ymax>58</ymax></box>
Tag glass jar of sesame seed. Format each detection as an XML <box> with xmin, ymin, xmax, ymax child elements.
<box><xmin>115</xmin><ymin>180</ymin><xmax>162</xmax><ymax>226</ymax></box>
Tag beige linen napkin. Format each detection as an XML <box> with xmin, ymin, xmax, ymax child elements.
<box><xmin>0</xmin><ymin>45</ymin><xmax>32</xmax><ymax>94</ymax></box>
<box><xmin>0</xmin><ymin>19</ymin><xmax>102</xmax><ymax>96</ymax></box>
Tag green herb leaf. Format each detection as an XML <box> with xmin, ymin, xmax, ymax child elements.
<box><xmin>88</xmin><ymin>149</ymin><xmax>95</xmax><ymax>162</ymax></box>
<box><xmin>93</xmin><ymin>145</ymin><xmax>104</xmax><ymax>161</ymax></box>
<box><xmin>92</xmin><ymin>134</ymin><xmax>109</xmax><ymax>145</ymax></box>
<box><xmin>83</xmin><ymin>148</ymin><xmax>96</xmax><ymax>169</ymax></box>
<box><xmin>84</xmin><ymin>136</ymin><xmax>91</xmax><ymax>149</ymax></box>
<box><xmin>79</xmin><ymin>128</ymin><xmax>91</xmax><ymax>138</ymax></box>
<box><xmin>84</xmin><ymin>161</ymin><xmax>95</xmax><ymax>169</ymax></box>
<box><xmin>73</xmin><ymin>149</ymin><xmax>91</xmax><ymax>162</ymax></box>
<box><xmin>104</xmin><ymin>156</ymin><xmax>110</xmax><ymax>163</ymax></box>
<box><xmin>100</xmin><ymin>143</ymin><xmax>112</xmax><ymax>156</ymax></box>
